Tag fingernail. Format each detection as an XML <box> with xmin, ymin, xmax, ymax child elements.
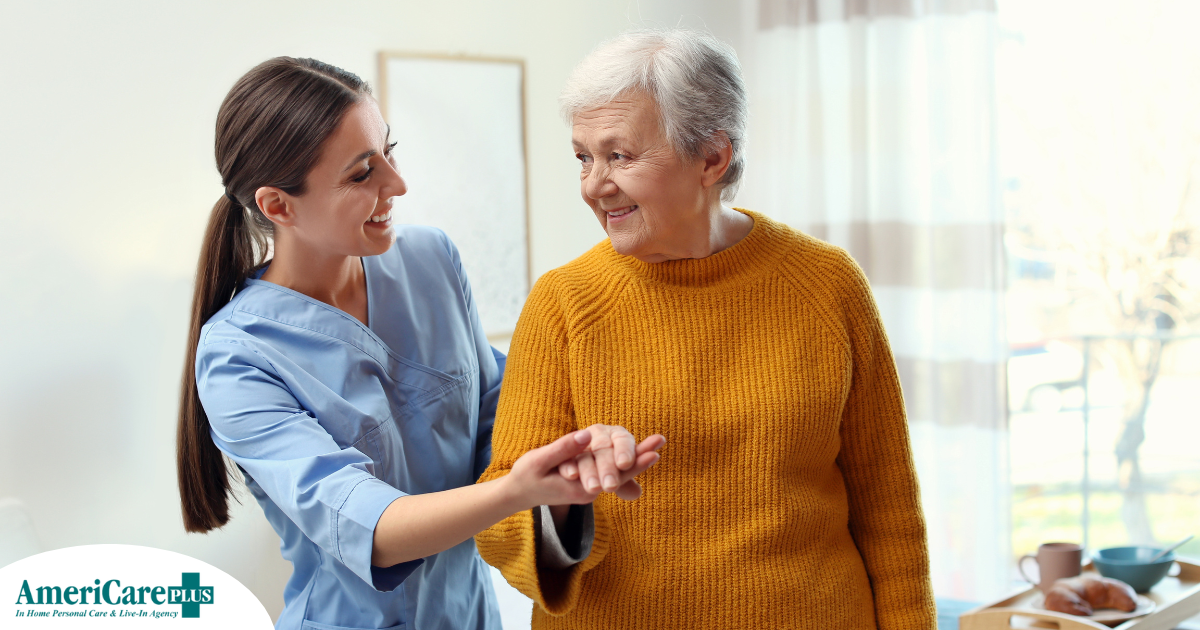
<box><xmin>586</xmin><ymin>478</ymin><xmax>600</xmax><ymax>492</ymax></box>
<box><xmin>574</xmin><ymin>431</ymin><xmax>590</xmax><ymax>445</ymax></box>
<box><xmin>603</xmin><ymin>475</ymin><xmax>616</xmax><ymax>489</ymax></box>
<box><xmin>616</xmin><ymin>455</ymin><xmax>631</xmax><ymax>467</ymax></box>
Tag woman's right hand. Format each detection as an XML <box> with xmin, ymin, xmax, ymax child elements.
<box><xmin>504</xmin><ymin>430</ymin><xmax>662</xmax><ymax>510</ymax></box>
<box><xmin>558</xmin><ymin>425</ymin><xmax>667</xmax><ymax>500</ymax></box>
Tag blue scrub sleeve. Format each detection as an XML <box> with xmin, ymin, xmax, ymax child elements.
<box><xmin>474</xmin><ymin>347</ymin><xmax>505</xmax><ymax>480</ymax></box>
<box><xmin>197</xmin><ymin>340</ymin><xmax>419</xmax><ymax>590</ymax></box>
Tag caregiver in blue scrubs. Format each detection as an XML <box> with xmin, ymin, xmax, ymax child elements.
<box><xmin>175</xmin><ymin>57</ymin><xmax>663</xmax><ymax>630</ymax></box>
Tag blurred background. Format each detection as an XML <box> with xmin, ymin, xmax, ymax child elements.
<box><xmin>1</xmin><ymin>0</ymin><xmax>1197</xmax><ymax>627</ymax></box>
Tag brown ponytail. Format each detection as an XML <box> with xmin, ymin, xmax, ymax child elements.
<box><xmin>177</xmin><ymin>57</ymin><xmax>370</xmax><ymax>532</ymax></box>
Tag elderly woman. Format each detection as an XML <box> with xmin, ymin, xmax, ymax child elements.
<box><xmin>476</xmin><ymin>29</ymin><xmax>935</xmax><ymax>629</ymax></box>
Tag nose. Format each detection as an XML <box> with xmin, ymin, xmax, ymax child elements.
<box><xmin>582</xmin><ymin>162</ymin><xmax>617</xmax><ymax>201</ymax></box>
<box><xmin>381</xmin><ymin>158</ymin><xmax>407</xmax><ymax>198</ymax></box>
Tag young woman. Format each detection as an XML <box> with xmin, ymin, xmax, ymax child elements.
<box><xmin>175</xmin><ymin>57</ymin><xmax>662</xmax><ymax>630</ymax></box>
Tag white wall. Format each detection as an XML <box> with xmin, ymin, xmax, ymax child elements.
<box><xmin>0</xmin><ymin>0</ymin><xmax>745</xmax><ymax>621</ymax></box>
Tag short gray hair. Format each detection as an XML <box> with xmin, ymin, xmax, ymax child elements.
<box><xmin>560</xmin><ymin>29</ymin><xmax>748</xmax><ymax>202</ymax></box>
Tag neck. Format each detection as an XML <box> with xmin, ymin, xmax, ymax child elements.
<box><xmin>637</xmin><ymin>203</ymin><xmax>754</xmax><ymax>263</ymax></box>
<box><xmin>261</xmin><ymin>233</ymin><xmax>367</xmax><ymax>323</ymax></box>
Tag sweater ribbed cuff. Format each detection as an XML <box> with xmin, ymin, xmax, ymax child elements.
<box><xmin>534</xmin><ymin>504</ymin><xmax>594</xmax><ymax>569</ymax></box>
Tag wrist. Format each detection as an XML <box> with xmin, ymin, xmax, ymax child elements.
<box><xmin>493</xmin><ymin>472</ymin><xmax>531</xmax><ymax>515</ymax></box>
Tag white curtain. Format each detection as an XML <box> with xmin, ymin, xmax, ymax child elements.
<box><xmin>739</xmin><ymin>0</ymin><xmax>1010</xmax><ymax>601</ymax></box>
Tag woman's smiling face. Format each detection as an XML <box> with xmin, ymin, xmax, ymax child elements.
<box><xmin>572</xmin><ymin>92</ymin><xmax>710</xmax><ymax>263</ymax></box>
<box><xmin>273</xmin><ymin>98</ymin><xmax>407</xmax><ymax>258</ymax></box>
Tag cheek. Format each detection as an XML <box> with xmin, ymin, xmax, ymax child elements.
<box><xmin>341</xmin><ymin>189</ymin><xmax>378</xmax><ymax>217</ymax></box>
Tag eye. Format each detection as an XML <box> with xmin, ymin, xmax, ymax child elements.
<box><xmin>384</xmin><ymin>141</ymin><xmax>398</xmax><ymax>158</ymax></box>
<box><xmin>575</xmin><ymin>152</ymin><xmax>592</xmax><ymax>164</ymax></box>
<box><xmin>351</xmin><ymin>167</ymin><xmax>373</xmax><ymax>183</ymax></box>
<box><xmin>611</xmin><ymin>152</ymin><xmax>629</xmax><ymax>161</ymax></box>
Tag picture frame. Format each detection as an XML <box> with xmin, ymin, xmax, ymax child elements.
<box><xmin>377</xmin><ymin>52</ymin><xmax>532</xmax><ymax>340</ymax></box>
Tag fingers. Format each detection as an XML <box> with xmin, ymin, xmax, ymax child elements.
<box><xmin>527</xmin><ymin>430</ymin><xmax>592</xmax><ymax>473</ymax></box>
<box><xmin>610</xmin><ymin>427</ymin><xmax>637</xmax><ymax>470</ymax></box>
<box><xmin>575</xmin><ymin>451</ymin><xmax>600</xmax><ymax>493</ymax></box>
<box><xmin>614</xmin><ymin>479</ymin><xmax>642</xmax><ymax>501</ymax></box>
<box><xmin>552</xmin><ymin>428</ymin><xmax>666</xmax><ymax>497</ymax></box>
<box><xmin>582</xmin><ymin>425</ymin><xmax>642</xmax><ymax>489</ymax></box>
<box><xmin>592</xmin><ymin>446</ymin><xmax>621</xmax><ymax>492</ymax></box>
<box><xmin>623</xmin><ymin>450</ymin><xmax>660</xmax><ymax>480</ymax></box>
<box><xmin>557</xmin><ymin>458</ymin><xmax>579</xmax><ymax>480</ymax></box>
<box><xmin>635</xmin><ymin>434</ymin><xmax>666</xmax><ymax>455</ymax></box>
<box><xmin>607</xmin><ymin>450</ymin><xmax>661</xmax><ymax>501</ymax></box>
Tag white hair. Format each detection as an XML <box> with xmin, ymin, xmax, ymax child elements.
<box><xmin>560</xmin><ymin>29</ymin><xmax>748</xmax><ymax>202</ymax></box>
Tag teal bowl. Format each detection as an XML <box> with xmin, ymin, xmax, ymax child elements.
<box><xmin>1093</xmin><ymin>546</ymin><xmax>1176</xmax><ymax>593</ymax></box>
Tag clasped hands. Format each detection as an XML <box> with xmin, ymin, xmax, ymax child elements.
<box><xmin>507</xmin><ymin>425</ymin><xmax>666</xmax><ymax>518</ymax></box>
<box><xmin>560</xmin><ymin>425</ymin><xmax>666</xmax><ymax>501</ymax></box>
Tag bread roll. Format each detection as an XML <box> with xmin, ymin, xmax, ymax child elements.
<box><xmin>1044</xmin><ymin>576</ymin><xmax>1137</xmax><ymax>616</ymax></box>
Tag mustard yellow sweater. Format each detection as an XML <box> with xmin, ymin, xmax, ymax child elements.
<box><xmin>476</xmin><ymin>210</ymin><xmax>935</xmax><ymax>629</ymax></box>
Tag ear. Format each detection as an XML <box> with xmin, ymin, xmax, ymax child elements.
<box><xmin>254</xmin><ymin>186</ymin><xmax>296</xmax><ymax>227</ymax></box>
<box><xmin>700</xmin><ymin>132</ymin><xmax>733</xmax><ymax>189</ymax></box>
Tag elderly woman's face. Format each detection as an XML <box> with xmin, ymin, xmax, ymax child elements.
<box><xmin>572</xmin><ymin>93</ymin><xmax>711</xmax><ymax>263</ymax></box>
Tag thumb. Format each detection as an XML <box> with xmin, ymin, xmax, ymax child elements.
<box><xmin>525</xmin><ymin>430</ymin><xmax>592</xmax><ymax>473</ymax></box>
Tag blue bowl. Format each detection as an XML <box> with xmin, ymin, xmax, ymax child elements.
<box><xmin>1093</xmin><ymin>546</ymin><xmax>1176</xmax><ymax>593</ymax></box>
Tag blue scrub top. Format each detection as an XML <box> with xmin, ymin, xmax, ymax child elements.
<box><xmin>196</xmin><ymin>225</ymin><xmax>504</xmax><ymax>630</ymax></box>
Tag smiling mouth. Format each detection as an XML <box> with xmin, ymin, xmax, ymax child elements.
<box><xmin>367</xmin><ymin>209</ymin><xmax>392</xmax><ymax>223</ymax></box>
<box><xmin>606</xmin><ymin>205</ymin><xmax>638</xmax><ymax>218</ymax></box>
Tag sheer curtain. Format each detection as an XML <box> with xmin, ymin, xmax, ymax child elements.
<box><xmin>739</xmin><ymin>0</ymin><xmax>1009</xmax><ymax>600</ymax></box>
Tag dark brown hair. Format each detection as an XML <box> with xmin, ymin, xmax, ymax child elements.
<box><xmin>178</xmin><ymin>57</ymin><xmax>370</xmax><ymax>532</ymax></box>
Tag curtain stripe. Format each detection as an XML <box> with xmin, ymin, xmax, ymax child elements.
<box><xmin>758</xmin><ymin>0</ymin><xmax>997</xmax><ymax>30</ymax></box>
<box><xmin>805</xmin><ymin>222</ymin><xmax>1003</xmax><ymax>290</ymax></box>
<box><xmin>872</xmin><ymin>287</ymin><xmax>1005</xmax><ymax>363</ymax></box>
<box><xmin>895</xmin><ymin>357</ymin><xmax>1006</xmax><ymax>428</ymax></box>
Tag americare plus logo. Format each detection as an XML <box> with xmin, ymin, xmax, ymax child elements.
<box><xmin>14</xmin><ymin>572</ymin><xmax>214</xmax><ymax>619</ymax></box>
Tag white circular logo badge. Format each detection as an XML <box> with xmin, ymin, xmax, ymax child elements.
<box><xmin>0</xmin><ymin>544</ymin><xmax>272</xmax><ymax>628</ymax></box>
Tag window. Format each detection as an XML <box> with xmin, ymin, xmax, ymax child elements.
<box><xmin>999</xmin><ymin>0</ymin><xmax>1200</xmax><ymax>566</ymax></box>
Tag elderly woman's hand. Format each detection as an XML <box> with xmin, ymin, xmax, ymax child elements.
<box><xmin>549</xmin><ymin>427</ymin><xmax>665</xmax><ymax>532</ymax></box>
<box><xmin>558</xmin><ymin>425</ymin><xmax>666</xmax><ymax>496</ymax></box>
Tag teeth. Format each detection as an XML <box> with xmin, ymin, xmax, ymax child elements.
<box><xmin>370</xmin><ymin>210</ymin><xmax>391</xmax><ymax>223</ymax></box>
<box><xmin>608</xmin><ymin>205</ymin><xmax>637</xmax><ymax>217</ymax></box>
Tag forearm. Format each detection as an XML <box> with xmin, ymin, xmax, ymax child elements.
<box><xmin>371</xmin><ymin>477</ymin><xmax>526</xmax><ymax>567</ymax></box>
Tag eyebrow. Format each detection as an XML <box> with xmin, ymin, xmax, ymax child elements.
<box><xmin>342</xmin><ymin>125</ymin><xmax>392</xmax><ymax>173</ymax></box>
<box><xmin>342</xmin><ymin>149</ymin><xmax>377</xmax><ymax>173</ymax></box>
<box><xmin>572</xmin><ymin>134</ymin><xmax>621</xmax><ymax>151</ymax></box>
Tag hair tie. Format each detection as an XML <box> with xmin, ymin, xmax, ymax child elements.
<box><xmin>225</xmin><ymin>190</ymin><xmax>240</xmax><ymax>206</ymax></box>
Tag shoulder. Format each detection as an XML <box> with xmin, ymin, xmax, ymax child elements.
<box><xmin>523</xmin><ymin>240</ymin><xmax>627</xmax><ymax>335</ymax></box>
<box><xmin>736</xmin><ymin>210</ymin><xmax>854</xmax><ymax>279</ymax></box>
<box><xmin>196</xmin><ymin>300</ymin><xmax>270</xmax><ymax>370</ymax></box>
<box><xmin>743</xmin><ymin>213</ymin><xmax>878</xmax><ymax>334</ymax></box>
<box><xmin>195</xmin><ymin>286</ymin><xmax>294</xmax><ymax>379</ymax></box>
<box><xmin>198</xmin><ymin>288</ymin><xmax>256</xmax><ymax>349</ymax></box>
<box><xmin>765</xmin><ymin>224</ymin><xmax>870</xmax><ymax>303</ymax></box>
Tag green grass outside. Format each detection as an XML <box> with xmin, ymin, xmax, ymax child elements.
<box><xmin>1013</xmin><ymin>486</ymin><xmax>1200</xmax><ymax>560</ymax></box>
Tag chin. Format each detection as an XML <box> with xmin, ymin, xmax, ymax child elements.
<box><xmin>365</xmin><ymin>232</ymin><xmax>396</xmax><ymax>256</ymax></box>
<box><xmin>607</xmin><ymin>234</ymin><xmax>645</xmax><ymax>259</ymax></box>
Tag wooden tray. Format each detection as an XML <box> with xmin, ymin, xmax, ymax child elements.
<box><xmin>960</xmin><ymin>558</ymin><xmax>1200</xmax><ymax>630</ymax></box>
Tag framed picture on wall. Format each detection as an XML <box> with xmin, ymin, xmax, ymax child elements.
<box><xmin>377</xmin><ymin>52</ymin><xmax>531</xmax><ymax>340</ymax></box>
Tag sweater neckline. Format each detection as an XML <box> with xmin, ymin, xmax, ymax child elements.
<box><xmin>608</xmin><ymin>209</ymin><xmax>791</xmax><ymax>289</ymax></box>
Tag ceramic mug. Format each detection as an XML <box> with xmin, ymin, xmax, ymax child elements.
<box><xmin>1019</xmin><ymin>542</ymin><xmax>1084</xmax><ymax>593</ymax></box>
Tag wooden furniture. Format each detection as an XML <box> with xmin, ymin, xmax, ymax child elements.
<box><xmin>960</xmin><ymin>558</ymin><xmax>1200</xmax><ymax>630</ymax></box>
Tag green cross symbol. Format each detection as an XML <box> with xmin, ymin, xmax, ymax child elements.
<box><xmin>169</xmin><ymin>573</ymin><xmax>214</xmax><ymax>618</ymax></box>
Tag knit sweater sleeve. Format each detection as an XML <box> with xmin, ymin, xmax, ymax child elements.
<box><xmin>833</xmin><ymin>254</ymin><xmax>937</xmax><ymax>630</ymax></box>
<box><xmin>474</xmin><ymin>272</ymin><xmax>611</xmax><ymax>616</ymax></box>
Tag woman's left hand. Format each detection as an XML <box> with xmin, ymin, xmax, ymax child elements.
<box><xmin>557</xmin><ymin>425</ymin><xmax>666</xmax><ymax>498</ymax></box>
